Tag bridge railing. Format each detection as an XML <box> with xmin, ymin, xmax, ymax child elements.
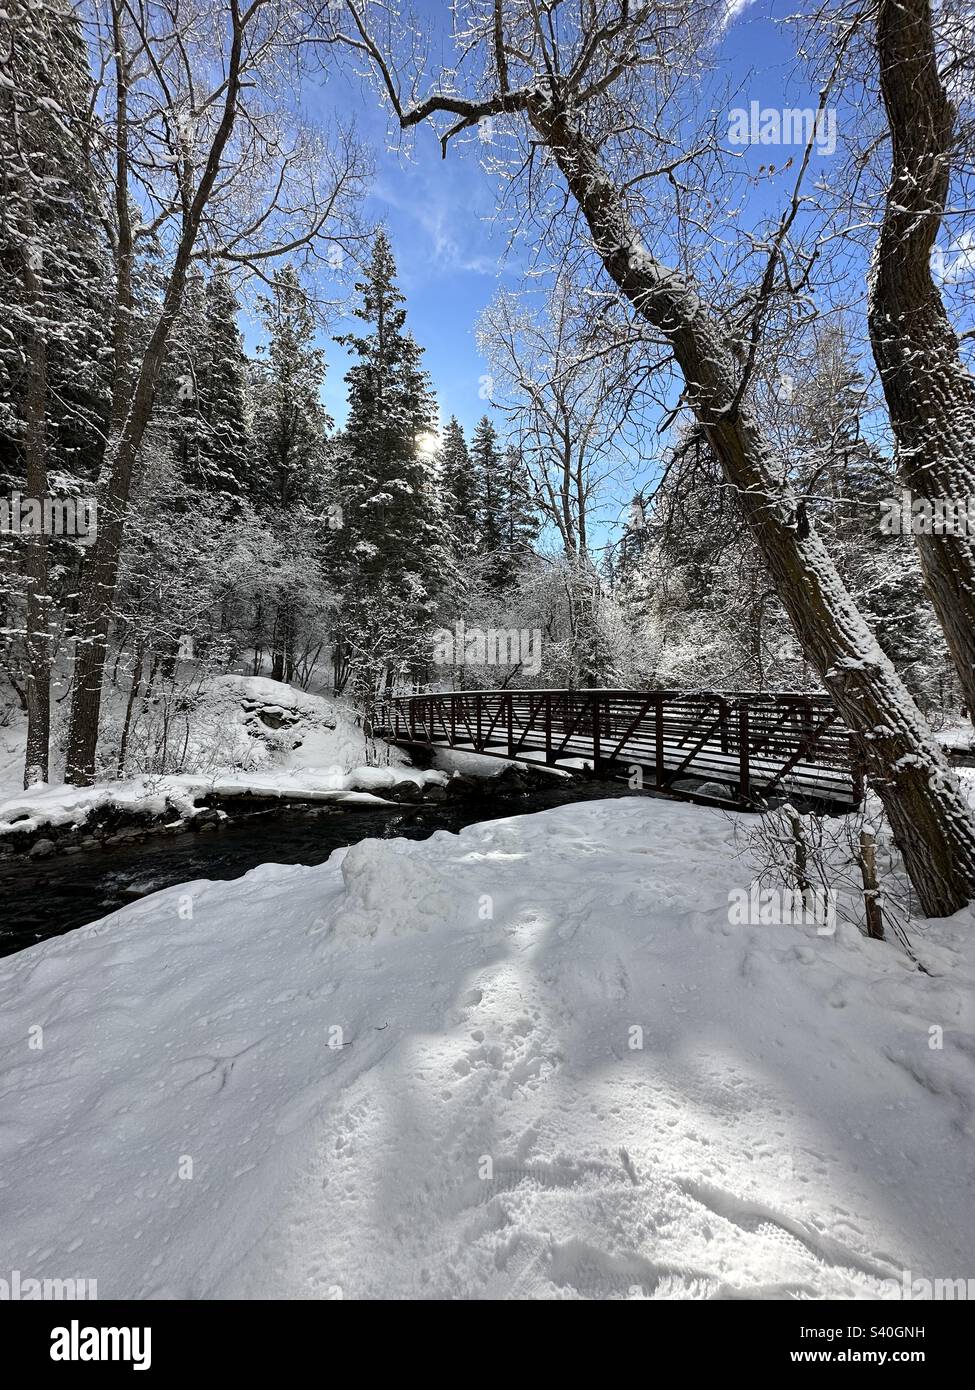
<box><xmin>371</xmin><ymin>689</ymin><xmax>861</xmax><ymax>805</ymax></box>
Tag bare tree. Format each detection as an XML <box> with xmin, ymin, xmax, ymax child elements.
<box><xmin>867</xmin><ymin>0</ymin><xmax>975</xmax><ymax>720</ymax></box>
<box><xmin>64</xmin><ymin>0</ymin><xmax>367</xmax><ymax>783</ymax></box>
<box><xmin>478</xmin><ymin>278</ymin><xmax>652</xmax><ymax>562</ymax></box>
<box><xmin>326</xmin><ymin>0</ymin><xmax>975</xmax><ymax>916</ymax></box>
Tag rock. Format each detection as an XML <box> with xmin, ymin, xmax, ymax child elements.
<box><xmin>422</xmin><ymin>784</ymin><xmax>448</xmax><ymax>803</ymax></box>
<box><xmin>389</xmin><ymin>780</ymin><xmax>423</xmax><ymax>803</ymax></box>
<box><xmin>28</xmin><ymin>838</ymin><xmax>57</xmax><ymax>859</ymax></box>
<box><xmin>445</xmin><ymin>774</ymin><xmax>478</xmax><ymax>798</ymax></box>
<box><xmin>692</xmin><ymin>781</ymin><xmax>735</xmax><ymax>801</ymax></box>
<box><xmin>491</xmin><ymin>764</ymin><xmax>530</xmax><ymax>793</ymax></box>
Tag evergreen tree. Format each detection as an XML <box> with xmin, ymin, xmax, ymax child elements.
<box><xmin>159</xmin><ymin>270</ymin><xmax>252</xmax><ymax>501</ymax></box>
<box><xmin>439</xmin><ymin>416</ymin><xmax>478</xmax><ymax>544</ymax></box>
<box><xmin>471</xmin><ymin>415</ymin><xmax>506</xmax><ymax>587</ymax></box>
<box><xmin>252</xmin><ymin>265</ymin><xmax>329</xmax><ymax>509</ymax></box>
<box><xmin>159</xmin><ymin>273</ymin><xmax>208</xmax><ymax>493</ymax></box>
<box><xmin>795</xmin><ymin>329</ymin><xmax>949</xmax><ymax>712</ymax></box>
<box><xmin>0</xmin><ymin>0</ymin><xmax>112</xmax><ymax>783</ymax></box>
<box><xmin>500</xmin><ymin>442</ymin><xmax>539</xmax><ymax>565</ymax></box>
<box><xmin>333</xmin><ymin>230</ymin><xmax>449</xmax><ymax>695</ymax></box>
<box><xmin>197</xmin><ymin>272</ymin><xmax>252</xmax><ymax>498</ymax></box>
<box><xmin>614</xmin><ymin>493</ymin><xmax>651</xmax><ymax>614</ymax></box>
<box><xmin>247</xmin><ymin>266</ymin><xmax>331</xmax><ymax>681</ymax></box>
<box><xmin>468</xmin><ymin>419</ymin><xmax>538</xmax><ymax>590</ymax></box>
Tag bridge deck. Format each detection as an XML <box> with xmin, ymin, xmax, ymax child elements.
<box><xmin>373</xmin><ymin>690</ymin><xmax>861</xmax><ymax>807</ymax></box>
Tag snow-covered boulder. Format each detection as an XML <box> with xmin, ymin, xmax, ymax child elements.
<box><xmin>336</xmin><ymin>838</ymin><xmax>456</xmax><ymax>938</ymax></box>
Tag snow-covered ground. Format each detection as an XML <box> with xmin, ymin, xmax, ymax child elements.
<box><xmin>938</xmin><ymin>718</ymin><xmax>975</xmax><ymax>752</ymax></box>
<box><xmin>0</xmin><ymin>676</ymin><xmax>433</xmax><ymax>840</ymax></box>
<box><xmin>0</xmin><ymin>764</ymin><xmax>447</xmax><ymax>842</ymax></box>
<box><xmin>2</xmin><ymin>795</ymin><xmax>973</xmax><ymax>1299</ymax></box>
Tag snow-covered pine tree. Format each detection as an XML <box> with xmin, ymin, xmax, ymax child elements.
<box><xmin>0</xmin><ymin>0</ymin><xmax>112</xmax><ymax>785</ymax></box>
<box><xmin>470</xmin><ymin>415</ymin><xmax>507</xmax><ymax>589</ymax></box>
<box><xmin>158</xmin><ymin>269</ymin><xmax>252</xmax><ymax>503</ymax></box>
<box><xmin>159</xmin><ymin>273</ymin><xmax>208</xmax><ymax>493</ymax></box>
<box><xmin>792</xmin><ymin>325</ymin><xmax>951</xmax><ymax>715</ymax></box>
<box><xmin>439</xmin><ymin>415</ymin><xmax>478</xmax><ymax>557</ymax></box>
<box><xmin>500</xmin><ymin>442</ymin><xmax>539</xmax><ymax>572</ymax></box>
<box><xmin>250</xmin><ymin>266</ymin><xmax>330</xmax><ymax>681</ymax></box>
<box><xmin>334</xmin><ymin>230</ymin><xmax>451</xmax><ymax>698</ymax></box>
<box><xmin>613</xmin><ymin>492</ymin><xmax>653</xmax><ymax>637</ymax></box>
<box><xmin>252</xmin><ymin>266</ymin><xmax>329</xmax><ymax>510</ymax></box>
<box><xmin>197</xmin><ymin>272</ymin><xmax>252</xmax><ymax>500</ymax></box>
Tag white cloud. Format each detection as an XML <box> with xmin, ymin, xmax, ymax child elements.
<box><xmin>717</xmin><ymin>0</ymin><xmax>757</xmax><ymax>35</ymax></box>
<box><xmin>372</xmin><ymin>173</ymin><xmax>500</xmax><ymax>279</ymax></box>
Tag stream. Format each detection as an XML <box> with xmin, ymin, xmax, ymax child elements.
<box><xmin>0</xmin><ymin>779</ymin><xmax>641</xmax><ymax>959</ymax></box>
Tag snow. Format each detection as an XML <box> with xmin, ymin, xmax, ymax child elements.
<box><xmin>432</xmin><ymin>745</ymin><xmax>571</xmax><ymax>779</ymax></box>
<box><xmin>2</xmin><ymin>796</ymin><xmax>974</xmax><ymax>1299</ymax></box>
<box><xmin>0</xmin><ymin>764</ymin><xmax>449</xmax><ymax>839</ymax></box>
<box><xmin>0</xmin><ymin>676</ymin><xmax>439</xmax><ymax>839</ymax></box>
<box><xmin>938</xmin><ymin>719</ymin><xmax>975</xmax><ymax>753</ymax></box>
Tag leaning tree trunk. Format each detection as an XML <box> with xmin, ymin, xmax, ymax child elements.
<box><xmin>531</xmin><ymin>96</ymin><xmax>975</xmax><ymax>916</ymax></box>
<box><xmin>868</xmin><ymin>0</ymin><xmax>975</xmax><ymax>719</ymax></box>
<box><xmin>22</xmin><ymin>248</ymin><xmax>51</xmax><ymax>787</ymax></box>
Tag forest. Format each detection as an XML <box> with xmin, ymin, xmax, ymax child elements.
<box><xmin>5</xmin><ymin>0</ymin><xmax>975</xmax><ymax>917</ymax></box>
<box><xmin>2</xmin><ymin>0</ymin><xmax>975</xmax><ymax>1317</ymax></box>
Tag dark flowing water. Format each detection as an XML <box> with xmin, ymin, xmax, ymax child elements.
<box><xmin>0</xmin><ymin>780</ymin><xmax>641</xmax><ymax>959</ymax></box>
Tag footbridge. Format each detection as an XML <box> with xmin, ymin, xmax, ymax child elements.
<box><xmin>372</xmin><ymin>689</ymin><xmax>862</xmax><ymax>808</ymax></box>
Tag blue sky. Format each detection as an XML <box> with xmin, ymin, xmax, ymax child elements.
<box><xmin>306</xmin><ymin>3</ymin><xmax>829</xmax><ymax>406</ymax></box>
<box><xmin>286</xmin><ymin>1</ymin><xmax>847</xmax><ymax>537</ymax></box>
<box><xmin>301</xmin><ymin>57</ymin><xmax>519</xmax><ymax>436</ymax></box>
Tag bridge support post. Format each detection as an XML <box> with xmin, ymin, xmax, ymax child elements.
<box><xmin>719</xmin><ymin>696</ymin><xmax>729</xmax><ymax>753</ymax></box>
<box><xmin>545</xmin><ymin>694</ymin><xmax>554</xmax><ymax>764</ymax></box>
<box><xmin>507</xmin><ymin>693</ymin><xmax>515</xmax><ymax>758</ymax></box>
<box><xmin>591</xmin><ymin>694</ymin><xmax>601</xmax><ymax>773</ymax></box>
<box><xmin>655</xmin><ymin>697</ymin><xmax>667</xmax><ymax>790</ymax></box>
<box><xmin>738</xmin><ymin>701</ymin><xmax>751</xmax><ymax>805</ymax></box>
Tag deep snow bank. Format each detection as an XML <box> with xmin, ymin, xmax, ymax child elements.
<box><xmin>0</xmin><ymin>676</ymin><xmax>434</xmax><ymax>845</ymax></box>
<box><xmin>1</xmin><ymin>797</ymin><xmax>974</xmax><ymax>1299</ymax></box>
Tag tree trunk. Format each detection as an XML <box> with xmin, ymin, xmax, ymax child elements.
<box><xmin>22</xmin><ymin>248</ymin><xmax>52</xmax><ymax>787</ymax></box>
<box><xmin>271</xmin><ymin>629</ymin><xmax>285</xmax><ymax>683</ymax></box>
<box><xmin>333</xmin><ymin>633</ymin><xmax>350</xmax><ymax>695</ymax></box>
<box><xmin>859</xmin><ymin>829</ymin><xmax>885</xmax><ymax>941</ymax></box>
<box><xmin>868</xmin><ymin>0</ymin><xmax>975</xmax><ymax>720</ymax></box>
<box><xmin>531</xmin><ymin>97</ymin><xmax>975</xmax><ymax>916</ymax></box>
<box><xmin>117</xmin><ymin>640</ymin><xmax>144</xmax><ymax>776</ymax></box>
<box><xmin>65</xmin><ymin>0</ymin><xmax>245</xmax><ymax>783</ymax></box>
<box><xmin>271</xmin><ymin>598</ymin><xmax>293</xmax><ymax>684</ymax></box>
